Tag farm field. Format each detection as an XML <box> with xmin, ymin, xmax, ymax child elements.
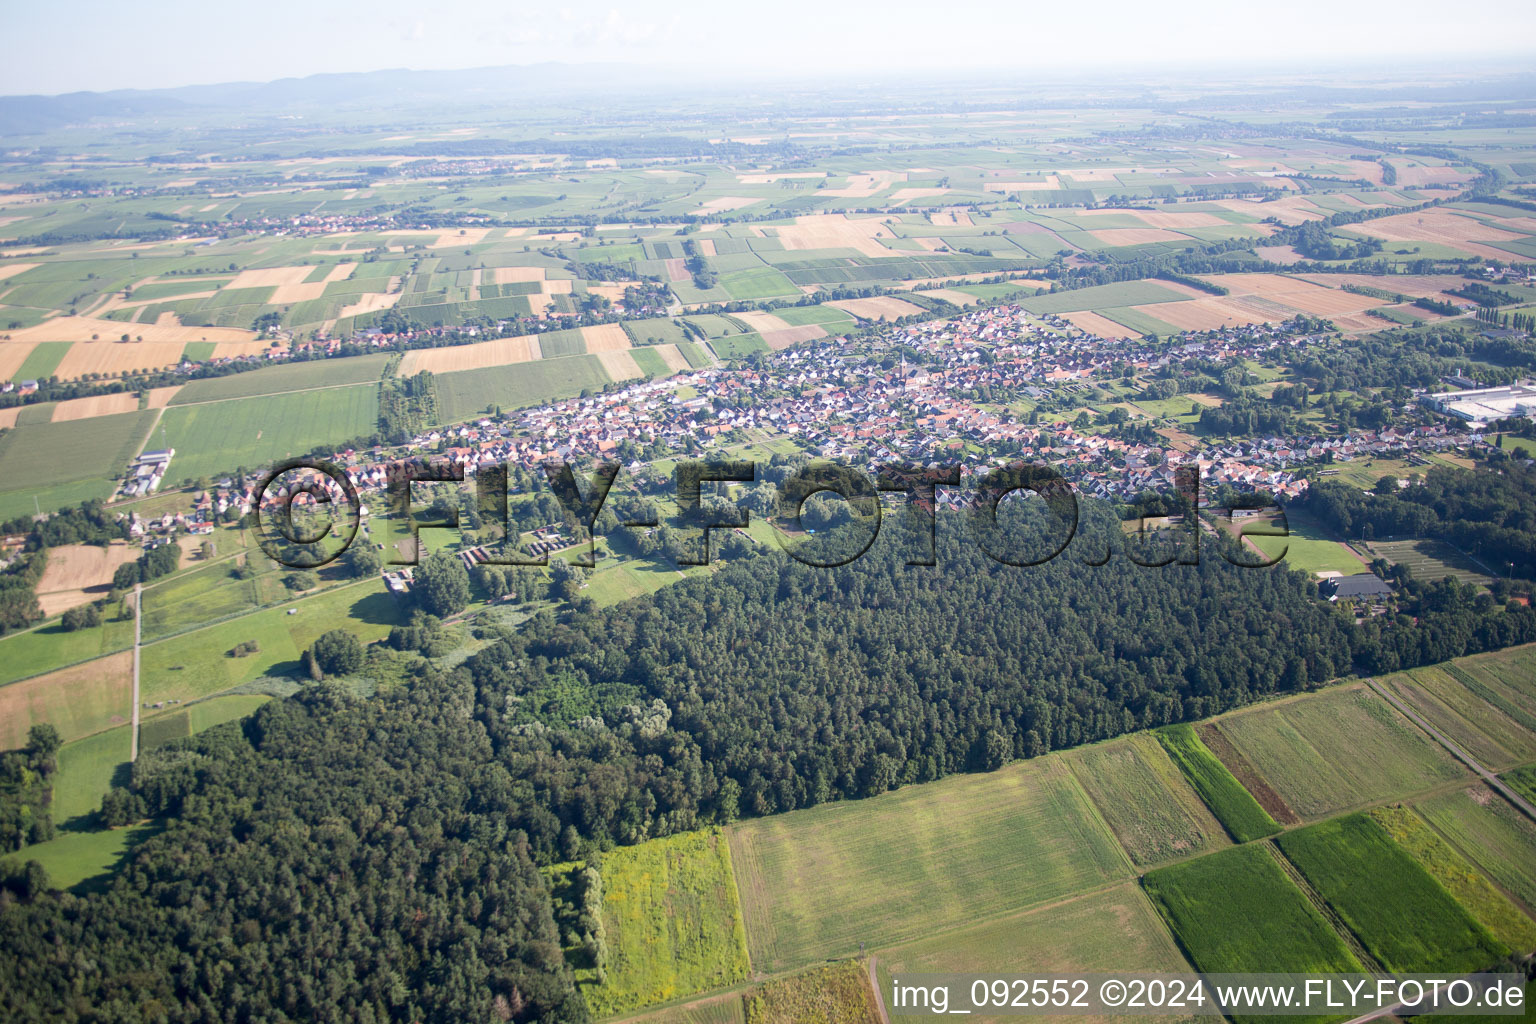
<box><xmin>1142</xmin><ymin>843</ymin><xmax>1363</xmax><ymax>992</ymax></box>
<box><xmin>0</xmin><ymin>409</ymin><xmax>155</xmax><ymax>520</ymax></box>
<box><xmin>168</xmin><ymin>353</ymin><xmax>390</xmax><ymax>403</ymax></box>
<box><xmin>1154</xmin><ymin>724</ymin><xmax>1280</xmax><ymax>842</ymax></box>
<box><xmin>740</xmin><ymin>960</ymin><xmax>880</xmax><ymax>1024</ymax></box>
<box><xmin>1369</xmin><ymin>805</ymin><xmax>1536</xmax><ymax>952</ymax></box>
<box><xmin>435</xmin><ymin>355</ymin><xmax>610</xmax><ymax>421</ymax></box>
<box><xmin>583</xmin><ymin>828</ymin><xmax>750</xmax><ymax>1018</ymax></box>
<box><xmin>1213</xmin><ymin>685</ymin><xmax>1469</xmax><ymax>820</ymax></box>
<box><xmin>49</xmin><ymin>723</ymin><xmax>132</xmax><ymax>827</ymax></box>
<box><xmin>0</xmin><ymin>650</ymin><xmax>133</xmax><ymax>750</ymax></box>
<box><xmin>872</xmin><ymin>883</ymin><xmax>1197</xmax><ymax>1024</ymax></box>
<box><xmin>0</xmin><ymin>607</ymin><xmax>135</xmax><ymax>686</ymax></box>
<box><xmin>1378</xmin><ymin>665</ymin><xmax>1536</xmax><ymax>771</ymax></box>
<box><xmin>1415</xmin><ymin>785</ymin><xmax>1536</xmax><ymax>914</ymax></box>
<box><xmin>1065</xmin><ymin>732</ymin><xmax>1230</xmax><ymax>866</ymax></box>
<box><xmin>139</xmin><ymin>578</ymin><xmax>406</xmax><ymax>705</ymax></box>
<box><xmin>726</xmin><ymin>756</ymin><xmax>1127</xmax><ymax>973</ymax></box>
<box><xmin>1274</xmin><ymin>814</ymin><xmax>1506</xmax><ymax>973</ymax></box>
<box><xmin>156</xmin><ymin>384</ymin><xmax>379</xmax><ymax>483</ymax></box>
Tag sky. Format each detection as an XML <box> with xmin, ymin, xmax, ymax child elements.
<box><xmin>5</xmin><ymin>0</ymin><xmax>1536</xmax><ymax>95</ymax></box>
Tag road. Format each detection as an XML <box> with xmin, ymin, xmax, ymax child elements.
<box><xmin>129</xmin><ymin>582</ymin><xmax>142</xmax><ymax>762</ymax></box>
<box><xmin>1366</xmin><ymin>678</ymin><xmax>1536</xmax><ymax>823</ymax></box>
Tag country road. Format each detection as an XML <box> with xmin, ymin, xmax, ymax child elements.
<box><xmin>868</xmin><ymin>956</ymin><xmax>890</xmax><ymax>1024</ymax></box>
<box><xmin>1366</xmin><ymin>678</ymin><xmax>1536</xmax><ymax>823</ymax></box>
<box><xmin>130</xmin><ymin>582</ymin><xmax>142</xmax><ymax>762</ymax></box>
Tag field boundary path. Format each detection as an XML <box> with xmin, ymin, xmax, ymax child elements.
<box><xmin>1365</xmin><ymin>678</ymin><xmax>1536</xmax><ymax>823</ymax></box>
<box><xmin>868</xmin><ymin>956</ymin><xmax>890</xmax><ymax>1024</ymax></box>
<box><xmin>1263</xmin><ymin>841</ymin><xmax>1382</xmax><ymax>974</ymax></box>
<box><xmin>130</xmin><ymin>582</ymin><xmax>141</xmax><ymax>762</ymax></box>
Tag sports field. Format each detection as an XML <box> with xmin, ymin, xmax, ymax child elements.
<box><xmin>156</xmin><ymin>384</ymin><xmax>380</xmax><ymax>482</ymax></box>
<box><xmin>1214</xmin><ymin>686</ymin><xmax>1468</xmax><ymax>820</ymax></box>
<box><xmin>726</xmin><ymin>756</ymin><xmax>1128</xmax><ymax>972</ymax></box>
<box><xmin>584</xmin><ymin>829</ymin><xmax>750</xmax><ymax>1017</ymax></box>
<box><xmin>1065</xmin><ymin>732</ymin><xmax>1230</xmax><ymax>866</ymax></box>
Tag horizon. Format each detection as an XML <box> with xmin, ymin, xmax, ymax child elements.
<box><xmin>6</xmin><ymin>0</ymin><xmax>1536</xmax><ymax>97</ymax></box>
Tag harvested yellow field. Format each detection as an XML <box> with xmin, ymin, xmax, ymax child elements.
<box><xmin>986</xmin><ymin>176</ymin><xmax>1061</xmax><ymax>191</ymax></box>
<box><xmin>888</xmin><ymin>187</ymin><xmax>950</xmax><ymax>203</ymax></box>
<box><xmin>1388</xmin><ymin>161</ymin><xmax>1471</xmax><ymax>187</ymax></box>
<box><xmin>652</xmin><ymin>344</ymin><xmax>691</xmax><ymax>373</ymax></box>
<box><xmin>0</xmin><ymin>263</ymin><xmax>38</xmax><ymax>283</ymax></box>
<box><xmin>0</xmin><ymin>406</ymin><xmax>21</xmax><ymax>429</ymax></box>
<box><xmin>35</xmin><ymin>541</ymin><xmax>140</xmax><ymax>617</ymax></box>
<box><xmin>774</xmin><ymin>214</ymin><xmax>901</xmax><ymax>259</ymax></box>
<box><xmin>1290</xmin><ymin>273</ymin><xmax>1465</xmax><ymax>299</ymax></box>
<box><xmin>827</xmin><ymin>296</ymin><xmax>925</xmax><ymax>320</ymax></box>
<box><xmin>51</xmin><ymin>392</ymin><xmax>141</xmax><ymax>422</ymax></box>
<box><xmin>587</xmin><ymin>284</ymin><xmax>628</xmax><ymax>303</ymax></box>
<box><xmin>695</xmin><ymin>239</ymin><xmax>717</xmax><ymax>257</ymax></box>
<box><xmin>338</xmin><ymin>292</ymin><xmax>400</xmax><ymax>319</ymax></box>
<box><xmin>730</xmin><ymin>310</ymin><xmax>832</xmax><ymax>349</ymax></box>
<box><xmin>0</xmin><ymin>341</ymin><xmax>34</xmax><ymax>378</ymax></box>
<box><xmin>0</xmin><ymin>651</ymin><xmax>132</xmax><ymax>750</ymax></box>
<box><xmin>1135</xmin><ymin>298</ymin><xmax>1268</xmax><ymax>331</ymax></box>
<box><xmin>1211</xmin><ymin>196</ymin><xmax>1328</xmax><ymax>225</ymax></box>
<box><xmin>1064</xmin><ymin>311</ymin><xmax>1142</xmax><ymax>339</ymax></box>
<box><xmin>431</xmin><ymin>227</ymin><xmax>490</xmax><ymax>247</ymax></box>
<box><xmin>145</xmin><ymin>386</ymin><xmax>181</xmax><ymax>408</ymax></box>
<box><xmin>492</xmin><ymin>266</ymin><xmax>547</xmax><ymax>284</ymax></box>
<box><xmin>1341</xmin><ymin>209</ymin><xmax>1526</xmax><ymax>261</ymax></box>
<box><xmin>55</xmin><ymin>340</ymin><xmax>193</xmax><ymax>378</ymax></box>
<box><xmin>1088</xmin><ymin>228</ymin><xmax>1192</xmax><ymax>246</ymax></box>
<box><xmin>593</xmin><ymin>350</ymin><xmax>643</xmax><ymax>380</ymax></box>
<box><xmin>1202</xmin><ymin>274</ymin><xmax>1381</xmax><ymax>317</ymax></box>
<box><xmin>821</xmin><ymin>170</ymin><xmax>905</xmax><ymax>198</ymax></box>
<box><xmin>400</xmin><ymin>334</ymin><xmax>541</xmax><ymax>374</ymax></box>
<box><xmin>579</xmin><ymin>323</ymin><xmax>632</xmax><ymax>353</ymax></box>
<box><xmin>544</xmin><ymin>279</ymin><xmax>573</xmax><ymax>295</ymax></box>
<box><xmin>695</xmin><ymin>196</ymin><xmax>760</xmax><ymax>215</ymax></box>
<box><xmin>228</xmin><ymin>265</ymin><xmax>310</xmax><ymax>293</ymax></box>
<box><xmin>5</xmin><ymin>314</ymin><xmax>253</xmax><ymax>346</ymax></box>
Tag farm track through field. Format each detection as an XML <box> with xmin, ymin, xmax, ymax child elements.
<box><xmin>1367</xmin><ymin>679</ymin><xmax>1536</xmax><ymax>824</ymax></box>
<box><xmin>1264</xmin><ymin>840</ymin><xmax>1383</xmax><ymax>974</ymax></box>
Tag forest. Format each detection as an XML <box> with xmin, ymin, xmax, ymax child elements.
<box><xmin>3</xmin><ymin>499</ymin><xmax>1535</xmax><ymax>1021</ymax></box>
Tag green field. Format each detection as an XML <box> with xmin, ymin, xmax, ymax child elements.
<box><xmin>0</xmin><ymin>409</ymin><xmax>155</xmax><ymax>518</ymax></box>
<box><xmin>140</xmin><ymin>578</ymin><xmax>405</xmax><ymax>704</ymax></box>
<box><xmin>1370</xmin><ymin>805</ymin><xmax>1536</xmax><ymax>952</ymax></box>
<box><xmin>727</xmin><ymin>757</ymin><xmax>1127</xmax><ymax>973</ymax></box>
<box><xmin>584</xmin><ymin>828</ymin><xmax>751</xmax><ymax>1017</ymax></box>
<box><xmin>157</xmin><ymin>384</ymin><xmax>379</xmax><ymax>482</ymax></box>
<box><xmin>0</xmin><ymin>611</ymin><xmax>135</xmax><ymax>686</ymax></box>
<box><xmin>768</xmin><ymin>305</ymin><xmax>856</xmax><ymax>328</ymax></box>
<box><xmin>1143</xmin><ymin>845</ymin><xmax>1362</xmax><ymax>1018</ymax></box>
<box><xmin>1275</xmin><ymin>814</ymin><xmax>1505</xmax><ymax>973</ymax></box>
<box><xmin>11</xmin><ymin>341</ymin><xmax>73</xmax><ymax>381</ymax></box>
<box><xmin>1155</xmin><ymin>724</ymin><xmax>1281</xmax><ymax>842</ymax></box>
<box><xmin>49</xmin><ymin>724</ymin><xmax>132</xmax><ymax>827</ymax></box>
<box><xmin>169</xmin><ymin>353</ymin><xmax>390</xmax><ymax>403</ymax></box>
<box><xmin>141</xmin><ymin>555</ymin><xmax>295</xmax><ymax>640</ymax></box>
<box><xmin>1415</xmin><ymin>785</ymin><xmax>1536</xmax><ymax>914</ymax></box>
<box><xmin>1019</xmin><ymin>281</ymin><xmax>1187</xmax><ymax>315</ymax></box>
<box><xmin>873</xmin><ymin>883</ymin><xmax>1196</xmax><ymax>1024</ymax></box>
<box><xmin>1380</xmin><ymin>666</ymin><xmax>1536</xmax><ymax>771</ymax></box>
<box><xmin>435</xmin><ymin>354</ymin><xmax>610</xmax><ymax>421</ymax></box>
<box><xmin>1506</xmin><ymin>764</ymin><xmax>1536</xmax><ymax>805</ymax></box>
<box><xmin>1066</xmin><ymin>732</ymin><xmax>1230</xmax><ymax>866</ymax></box>
<box><xmin>709</xmin><ymin>334</ymin><xmax>770</xmax><ymax>360</ymax></box>
<box><xmin>1215</xmin><ymin>686</ymin><xmax>1468</xmax><ymax>820</ymax></box>
<box><xmin>1245</xmin><ymin>515</ymin><xmax>1364</xmax><ymax>575</ymax></box>
<box><xmin>0</xmin><ymin>820</ymin><xmax>157</xmax><ymax>893</ymax></box>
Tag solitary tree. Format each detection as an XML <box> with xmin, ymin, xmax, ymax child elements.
<box><xmin>309</xmin><ymin>629</ymin><xmax>364</xmax><ymax>677</ymax></box>
<box><xmin>414</xmin><ymin>549</ymin><xmax>470</xmax><ymax>618</ymax></box>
